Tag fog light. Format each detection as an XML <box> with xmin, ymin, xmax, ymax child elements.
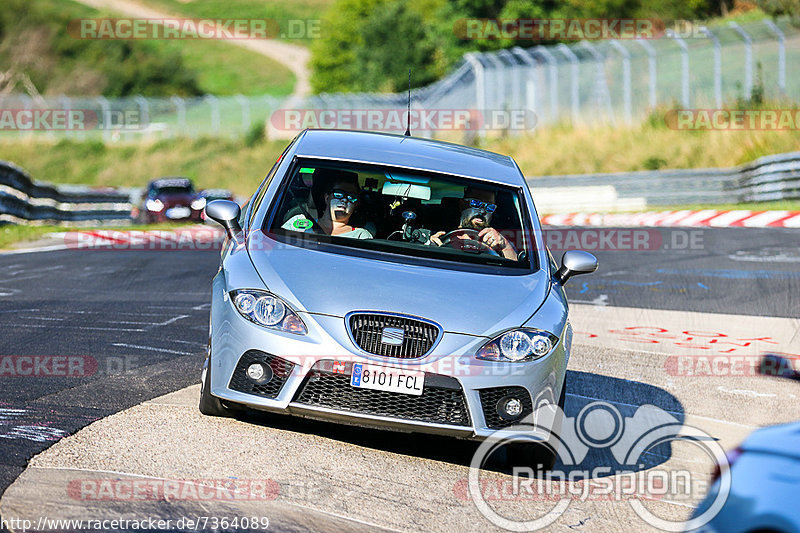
<box><xmin>246</xmin><ymin>363</ymin><xmax>271</xmax><ymax>383</ymax></box>
<box><xmin>497</xmin><ymin>396</ymin><xmax>524</xmax><ymax>420</ymax></box>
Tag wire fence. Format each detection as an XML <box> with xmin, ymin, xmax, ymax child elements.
<box><xmin>0</xmin><ymin>94</ymin><xmax>283</xmax><ymax>142</ymax></box>
<box><xmin>1</xmin><ymin>17</ymin><xmax>798</xmax><ymax>141</ymax></box>
<box><xmin>300</xmin><ymin>17</ymin><xmax>800</xmax><ymax>137</ymax></box>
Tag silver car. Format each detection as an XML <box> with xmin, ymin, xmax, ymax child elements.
<box><xmin>690</xmin><ymin>356</ymin><xmax>800</xmax><ymax>533</ymax></box>
<box><xmin>199</xmin><ymin>129</ymin><xmax>597</xmax><ymax>468</ymax></box>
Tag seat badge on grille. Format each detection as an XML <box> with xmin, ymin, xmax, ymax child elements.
<box><xmin>380</xmin><ymin>327</ymin><xmax>405</xmax><ymax>345</ymax></box>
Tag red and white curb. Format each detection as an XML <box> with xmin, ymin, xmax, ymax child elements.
<box><xmin>540</xmin><ymin>210</ymin><xmax>800</xmax><ymax>228</ymax></box>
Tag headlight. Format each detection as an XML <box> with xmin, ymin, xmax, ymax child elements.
<box><xmin>476</xmin><ymin>328</ymin><xmax>558</xmax><ymax>363</ymax></box>
<box><xmin>191</xmin><ymin>197</ymin><xmax>207</xmax><ymax>210</ymax></box>
<box><xmin>145</xmin><ymin>199</ymin><xmax>164</xmax><ymax>212</ymax></box>
<box><xmin>230</xmin><ymin>290</ymin><xmax>307</xmax><ymax>335</ymax></box>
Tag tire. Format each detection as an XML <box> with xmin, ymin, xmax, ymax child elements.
<box><xmin>506</xmin><ymin>375</ymin><xmax>568</xmax><ymax>473</ymax></box>
<box><xmin>558</xmin><ymin>373</ymin><xmax>567</xmax><ymax>410</ymax></box>
<box><xmin>199</xmin><ymin>360</ymin><xmax>233</xmax><ymax>417</ymax></box>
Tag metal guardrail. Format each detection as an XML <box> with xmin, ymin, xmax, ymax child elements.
<box><xmin>2</xmin><ymin>150</ymin><xmax>798</xmax><ymax>225</ymax></box>
<box><xmin>738</xmin><ymin>152</ymin><xmax>800</xmax><ymax>202</ymax></box>
<box><xmin>527</xmin><ymin>151</ymin><xmax>800</xmax><ymax>213</ymax></box>
<box><xmin>0</xmin><ymin>161</ymin><xmax>134</xmax><ymax>225</ymax></box>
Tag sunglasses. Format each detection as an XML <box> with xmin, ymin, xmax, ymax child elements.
<box><xmin>465</xmin><ymin>198</ymin><xmax>496</xmax><ymax>213</ymax></box>
<box><xmin>331</xmin><ymin>190</ymin><xmax>359</xmax><ymax>203</ymax></box>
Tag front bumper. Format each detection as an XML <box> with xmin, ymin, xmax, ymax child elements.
<box><xmin>208</xmin><ymin>280</ymin><xmax>569</xmax><ymax>441</ymax></box>
<box><xmin>145</xmin><ymin>208</ymin><xmax>203</xmax><ymax>223</ymax></box>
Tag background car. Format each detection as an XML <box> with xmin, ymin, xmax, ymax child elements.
<box><xmin>199</xmin><ymin>129</ymin><xmax>598</xmax><ymax>469</ymax></box>
<box><xmin>197</xmin><ymin>189</ymin><xmax>234</xmax><ymax>222</ymax></box>
<box><xmin>690</xmin><ymin>354</ymin><xmax>800</xmax><ymax>533</ymax></box>
<box><xmin>137</xmin><ymin>177</ymin><xmax>204</xmax><ymax>224</ymax></box>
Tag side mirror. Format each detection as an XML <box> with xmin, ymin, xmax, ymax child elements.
<box><xmin>556</xmin><ymin>250</ymin><xmax>598</xmax><ymax>284</ymax></box>
<box><xmin>205</xmin><ymin>200</ymin><xmax>242</xmax><ymax>238</ymax></box>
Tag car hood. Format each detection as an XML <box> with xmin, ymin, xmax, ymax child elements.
<box><xmin>247</xmin><ymin>237</ymin><xmax>550</xmax><ymax>336</ymax></box>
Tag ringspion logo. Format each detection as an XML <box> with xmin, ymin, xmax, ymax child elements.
<box><xmin>467</xmin><ymin>402</ymin><xmax>731</xmax><ymax>531</ymax></box>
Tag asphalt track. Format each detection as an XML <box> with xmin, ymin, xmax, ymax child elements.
<box><xmin>0</xmin><ymin>227</ymin><xmax>798</xmax><ymax>532</ymax></box>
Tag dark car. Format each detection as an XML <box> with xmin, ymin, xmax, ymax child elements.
<box><xmin>198</xmin><ymin>189</ymin><xmax>234</xmax><ymax>222</ymax></box>
<box><xmin>138</xmin><ymin>177</ymin><xmax>204</xmax><ymax>223</ymax></box>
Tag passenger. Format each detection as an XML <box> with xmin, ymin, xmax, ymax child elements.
<box><xmin>282</xmin><ymin>174</ymin><xmax>373</xmax><ymax>239</ymax></box>
<box><xmin>430</xmin><ymin>185</ymin><xmax>517</xmax><ymax>260</ymax></box>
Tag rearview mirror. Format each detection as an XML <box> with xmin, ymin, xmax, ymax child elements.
<box><xmin>381</xmin><ymin>182</ymin><xmax>431</xmax><ymax>200</ymax></box>
<box><xmin>205</xmin><ymin>200</ymin><xmax>242</xmax><ymax>238</ymax></box>
<box><xmin>556</xmin><ymin>250</ymin><xmax>598</xmax><ymax>284</ymax></box>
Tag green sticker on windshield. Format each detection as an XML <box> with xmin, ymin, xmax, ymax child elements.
<box><xmin>299</xmin><ymin>167</ymin><xmax>315</xmax><ymax>174</ymax></box>
<box><xmin>293</xmin><ymin>218</ymin><xmax>313</xmax><ymax>230</ymax></box>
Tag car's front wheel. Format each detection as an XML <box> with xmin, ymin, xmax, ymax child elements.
<box><xmin>506</xmin><ymin>376</ymin><xmax>568</xmax><ymax>473</ymax></box>
<box><xmin>199</xmin><ymin>361</ymin><xmax>236</xmax><ymax>417</ymax></box>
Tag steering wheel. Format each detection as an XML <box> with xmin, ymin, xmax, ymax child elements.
<box><xmin>438</xmin><ymin>228</ymin><xmax>500</xmax><ymax>257</ymax></box>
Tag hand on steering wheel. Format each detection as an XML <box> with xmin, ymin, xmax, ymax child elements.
<box><xmin>435</xmin><ymin>228</ymin><xmax>501</xmax><ymax>256</ymax></box>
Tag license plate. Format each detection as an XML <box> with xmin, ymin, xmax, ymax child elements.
<box><xmin>350</xmin><ymin>362</ymin><xmax>424</xmax><ymax>396</ymax></box>
<box><xmin>166</xmin><ymin>207</ymin><xmax>191</xmax><ymax>219</ymax></box>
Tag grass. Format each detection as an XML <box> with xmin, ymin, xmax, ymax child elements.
<box><xmin>0</xmin><ymin>137</ymin><xmax>286</xmax><ymax>196</ymax></box>
<box><xmin>135</xmin><ymin>0</ymin><xmax>334</xmax><ymax>45</ymax></box>
<box><xmin>0</xmin><ymin>226</ymin><xmax>65</xmax><ymax>249</ymax></box>
<box><xmin>79</xmin><ymin>0</ymin><xmax>297</xmax><ymax>96</ymax></box>
<box><xmin>491</xmin><ymin>120</ymin><xmax>800</xmax><ymax>176</ymax></box>
<box><xmin>2</xmin><ymin>0</ymin><xmax>294</xmax><ymax>97</ymax></box>
<box><xmin>0</xmin><ymin>223</ymin><xmax>196</xmax><ymax>250</ymax></box>
<box><xmin>155</xmin><ymin>35</ymin><xmax>295</xmax><ymax>96</ymax></box>
<box><xmin>1</xmin><ymin>118</ymin><xmax>799</xmax><ymax>200</ymax></box>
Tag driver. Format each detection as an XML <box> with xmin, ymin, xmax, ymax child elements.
<box><xmin>430</xmin><ymin>185</ymin><xmax>518</xmax><ymax>260</ymax></box>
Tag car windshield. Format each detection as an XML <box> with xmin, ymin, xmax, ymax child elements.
<box><xmin>265</xmin><ymin>158</ymin><xmax>534</xmax><ymax>270</ymax></box>
<box><xmin>153</xmin><ymin>186</ymin><xmax>194</xmax><ymax>196</ymax></box>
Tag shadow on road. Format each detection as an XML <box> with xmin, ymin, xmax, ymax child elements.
<box><xmin>234</xmin><ymin>370</ymin><xmax>685</xmax><ymax>478</ymax></box>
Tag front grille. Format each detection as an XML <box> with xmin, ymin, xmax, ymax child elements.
<box><xmin>229</xmin><ymin>350</ymin><xmax>294</xmax><ymax>399</ymax></box>
<box><xmin>348</xmin><ymin>313</ymin><xmax>440</xmax><ymax>359</ymax></box>
<box><xmin>479</xmin><ymin>386</ymin><xmax>534</xmax><ymax>429</ymax></box>
<box><xmin>293</xmin><ymin>361</ymin><xmax>470</xmax><ymax>426</ymax></box>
